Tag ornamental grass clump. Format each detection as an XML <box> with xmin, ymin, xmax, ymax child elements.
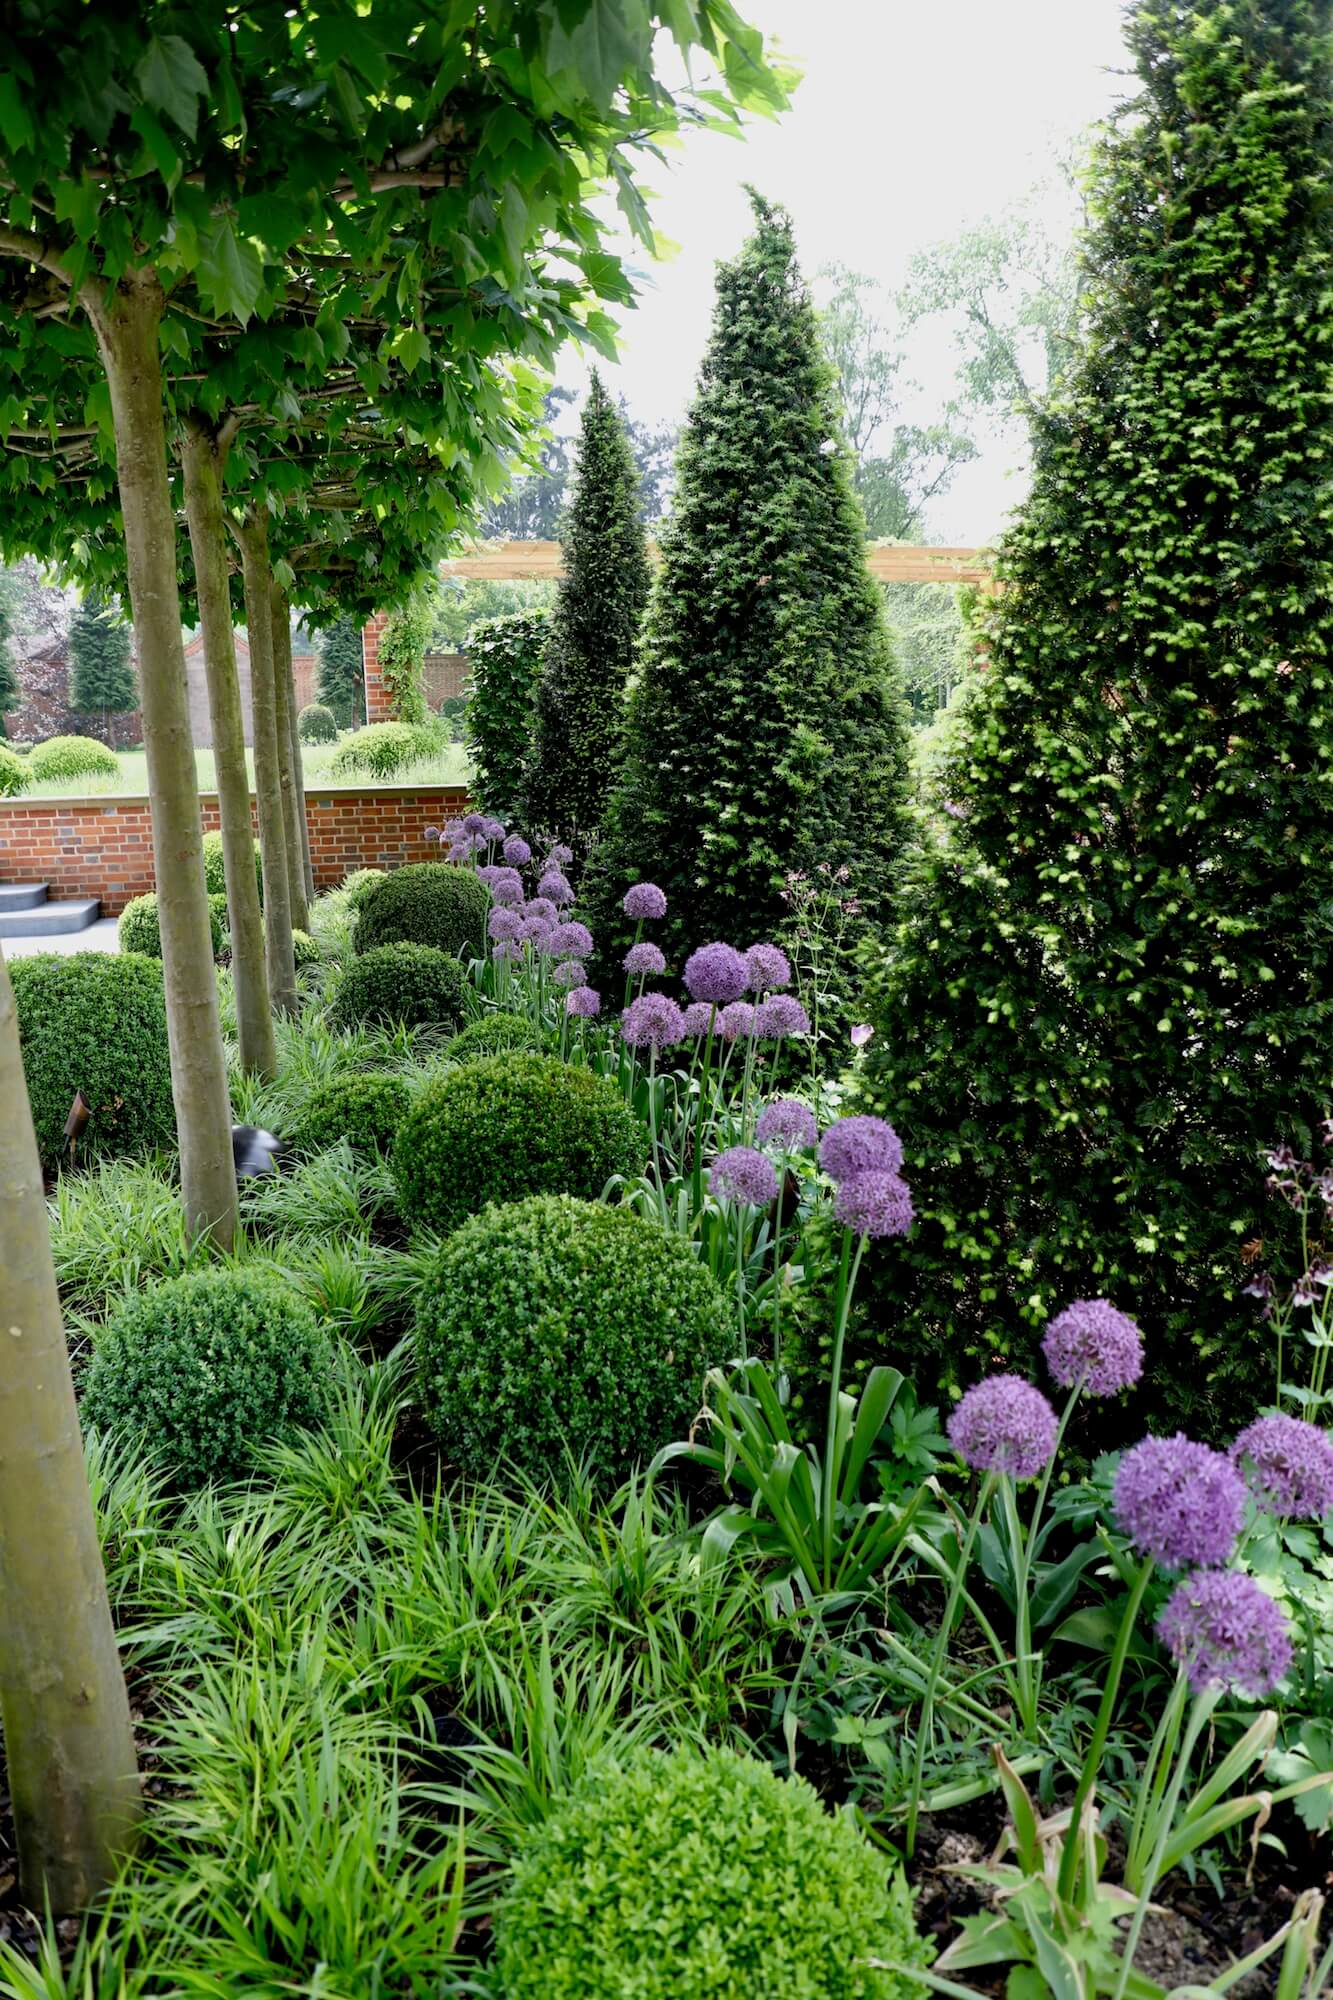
<box><xmin>414</xmin><ymin>1194</ymin><xmax>730</xmax><ymax>1485</ymax></box>
<box><xmin>493</xmin><ymin>1743</ymin><xmax>931</xmax><ymax>2000</ymax></box>
<box><xmin>330</xmin><ymin>942</ymin><xmax>466</xmax><ymax>1034</ymax></box>
<box><xmin>353</xmin><ymin>863</ymin><xmax>489</xmax><ymax>959</ymax></box>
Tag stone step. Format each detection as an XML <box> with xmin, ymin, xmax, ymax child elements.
<box><xmin>0</xmin><ymin>882</ymin><xmax>49</xmax><ymax>913</ymax></box>
<box><xmin>0</xmin><ymin>897</ymin><xmax>102</xmax><ymax>939</ymax></box>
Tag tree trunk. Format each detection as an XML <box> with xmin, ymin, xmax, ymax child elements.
<box><xmin>0</xmin><ymin>943</ymin><xmax>142</xmax><ymax>1909</ymax></box>
<box><xmin>180</xmin><ymin>427</ymin><xmax>277</xmax><ymax>1081</ymax></box>
<box><xmin>274</xmin><ymin>587</ymin><xmax>316</xmax><ymax>907</ymax></box>
<box><xmin>269</xmin><ymin>583</ymin><xmax>309</xmax><ymax>930</ymax></box>
<box><xmin>234</xmin><ymin>514</ymin><xmax>297</xmax><ymax>1016</ymax></box>
<box><xmin>90</xmin><ymin>272</ymin><xmax>237</xmax><ymax>1247</ymax></box>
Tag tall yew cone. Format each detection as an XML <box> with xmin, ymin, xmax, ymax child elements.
<box><xmin>235</xmin><ymin>512</ymin><xmax>298</xmax><ymax>1017</ymax></box>
<box><xmin>0</xmin><ymin>943</ymin><xmax>141</xmax><ymax>1907</ymax></box>
<box><xmin>849</xmin><ymin>0</ymin><xmax>1333</xmax><ymax>1435</ymax></box>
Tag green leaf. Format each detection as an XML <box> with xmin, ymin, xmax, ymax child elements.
<box><xmin>392</xmin><ymin>328</ymin><xmax>430</xmax><ymax>374</ymax></box>
<box><xmin>197</xmin><ymin>218</ymin><xmax>264</xmax><ymax>323</ymax></box>
<box><xmin>0</xmin><ymin>73</ymin><xmax>35</xmax><ymax>152</ymax></box>
<box><xmin>543</xmin><ymin>0</ymin><xmax>652</xmax><ymax>109</ymax></box>
<box><xmin>53</xmin><ymin>177</ymin><xmax>101</xmax><ymax>243</ymax></box>
<box><xmin>129</xmin><ymin>103</ymin><xmax>182</xmax><ymax>188</ymax></box>
<box><xmin>134</xmin><ymin>34</ymin><xmax>210</xmax><ymax>139</ymax></box>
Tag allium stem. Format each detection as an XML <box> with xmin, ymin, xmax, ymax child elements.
<box><xmin>691</xmin><ymin>1009</ymin><xmax>718</xmax><ymax>1217</ymax></box>
<box><xmin>1055</xmin><ymin>1554</ymin><xmax>1155</xmax><ymax>1903</ymax></box>
<box><xmin>820</xmin><ymin>1227</ymin><xmax>866</xmax><ymax>1589</ymax></box>
<box><xmin>734</xmin><ymin>1203</ymin><xmax>747</xmax><ymax>1359</ymax></box>
<box><xmin>905</xmin><ymin>1471</ymin><xmax>997</xmax><ymax>1858</ymax></box>
<box><xmin>770</xmin><ymin>1151</ymin><xmax>788</xmax><ymax>1378</ymax></box>
<box><xmin>1008</xmin><ymin>1379</ymin><xmax>1083</xmax><ymax>1736</ymax></box>
<box><xmin>1114</xmin><ymin>1683</ymin><xmax>1222</xmax><ymax>2000</ymax></box>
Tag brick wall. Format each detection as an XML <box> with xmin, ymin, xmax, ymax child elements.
<box><xmin>361</xmin><ymin>612</ymin><xmax>392</xmax><ymax>723</ymax></box>
<box><xmin>0</xmin><ymin>785</ymin><xmax>470</xmax><ymax>915</ymax></box>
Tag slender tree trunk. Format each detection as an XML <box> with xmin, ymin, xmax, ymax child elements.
<box><xmin>0</xmin><ymin>944</ymin><xmax>142</xmax><ymax>1909</ymax></box>
<box><xmin>90</xmin><ymin>272</ymin><xmax>237</xmax><ymax>1247</ymax></box>
<box><xmin>269</xmin><ymin>583</ymin><xmax>309</xmax><ymax>930</ymax></box>
<box><xmin>180</xmin><ymin>427</ymin><xmax>277</xmax><ymax>1081</ymax></box>
<box><xmin>275</xmin><ymin>588</ymin><xmax>316</xmax><ymax>906</ymax></box>
<box><xmin>234</xmin><ymin>512</ymin><xmax>298</xmax><ymax>1016</ymax></box>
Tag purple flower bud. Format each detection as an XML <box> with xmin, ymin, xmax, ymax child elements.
<box><xmin>1157</xmin><ymin>1570</ymin><xmax>1292</xmax><ymax>1697</ymax></box>
<box><xmin>546</xmin><ymin>843</ymin><xmax>574</xmax><ymax>868</ymax></box>
<box><xmin>682</xmin><ymin>1002</ymin><xmax>714</xmax><ymax>1038</ymax></box>
<box><xmin>624</xmin><ymin>941</ymin><xmax>667</xmax><ymax>978</ymax></box>
<box><xmin>1042</xmin><ymin>1299</ymin><xmax>1145</xmax><ymax>1398</ymax></box>
<box><xmin>462</xmin><ymin>812</ymin><xmax>487</xmax><ymax>835</ymax></box>
<box><xmin>552</xmin><ymin>960</ymin><xmax>588</xmax><ymax>989</ymax></box>
<box><xmin>565</xmin><ymin>985</ymin><xmax>601</xmax><ymax>1019</ymax></box>
<box><xmin>620</xmin><ymin>993</ymin><xmax>685</xmax><ymax>1050</ymax></box>
<box><xmin>819</xmin><ymin>1115</ymin><xmax>903</xmax><ymax>1184</ymax></box>
<box><xmin>502</xmin><ymin>835</ymin><xmax>532</xmax><ymax>867</ymax></box>
<box><xmin>717</xmin><ymin>1000</ymin><xmax>756</xmax><ymax>1042</ymax></box>
<box><xmin>744</xmin><ymin>942</ymin><xmax>792</xmax><ymax>994</ymax></box>
<box><xmin>488</xmin><ymin>907</ymin><xmax>523</xmax><ymax>942</ymax></box>
<box><xmin>491</xmin><ymin>939</ymin><xmax>523</xmax><ymax>963</ymax></box>
<box><xmin>755</xmin><ymin>1098</ymin><xmax>818</xmax><ymax>1150</ymax></box>
<box><xmin>710</xmin><ymin>1146</ymin><xmax>780</xmax><ymax>1207</ymax></box>
<box><xmin>1114</xmin><ymin>1434</ymin><xmax>1245</xmax><ymax>1571</ymax></box>
<box><xmin>623</xmin><ymin>882</ymin><xmax>667</xmax><ymax>920</ymax></box>
<box><xmin>538</xmin><ymin>869</ymin><xmax>575</xmax><ymax>907</ymax></box>
<box><xmin>948</xmin><ymin>1376</ymin><xmax>1058</xmax><ymax>1480</ymax></box>
<box><xmin>684</xmin><ymin>942</ymin><xmax>748</xmax><ymax>1006</ymax></box>
<box><xmin>755</xmin><ymin>995</ymin><xmax>810</xmax><ymax>1041</ymax></box>
<box><xmin>833</xmin><ymin>1169</ymin><xmax>914</xmax><ymax>1239</ymax></box>
<box><xmin>1231</xmin><ymin>1414</ymin><xmax>1333</xmax><ymax>1521</ymax></box>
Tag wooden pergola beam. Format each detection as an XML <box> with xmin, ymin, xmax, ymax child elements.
<box><xmin>438</xmin><ymin>539</ymin><xmax>994</xmax><ymax>586</ymax></box>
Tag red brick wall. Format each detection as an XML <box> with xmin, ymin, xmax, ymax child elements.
<box><xmin>361</xmin><ymin>612</ymin><xmax>392</xmax><ymax>723</ymax></box>
<box><xmin>0</xmin><ymin>785</ymin><xmax>470</xmax><ymax>915</ymax></box>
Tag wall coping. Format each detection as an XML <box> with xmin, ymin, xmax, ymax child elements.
<box><xmin>0</xmin><ymin>780</ymin><xmax>471</xmax><ymax>812</ymax></box>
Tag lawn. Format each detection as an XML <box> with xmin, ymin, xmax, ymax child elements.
<box><xmin>16</xmin><ymin>739</ymin><xmax>472</xmax><ymax>799</ymax></box>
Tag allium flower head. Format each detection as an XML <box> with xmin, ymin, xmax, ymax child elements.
<box><xmin>756</xmin><ymin>995</ymin><xmax>810</xmax><ymax>1041</ymax></box>
<box><xmin>445</xmin><ymin>842</ymin><xmax>471</xmax><ymax>864</ymax></box>
<box><xmin>476</xmin><ymin>864</ymin><xmax>501</xmax><ymax>888</ymax></box>
<box><xmin>948</xmin><ymin>1376</ymin><xmax>1058</xmax><ymax>1480</ymax></box>
<box><xmin>620</xmin><ymin>993</ymin><xmax>685</xmax><ymax>1050</ymax></box>
<box><xmin>552</xmin><ymin>960</ymin><xmax>587</xmax><ymax>989</ymax></box>
<box><xmin>520</xmin><ymin>909</ymin><xmax>554</xmax><ymax>942</ymax></box>
<box><xmin>710</xmin><ymin>1146</ymin><xmax>780</xmax><ymax>1207</ymax></box>
<box><xmin>462</xmin><ymin>812</ymin><xmax>487</xmax><ymax>836</ymax></box>
<box><xmin>717</xmin><ymin>1000</ymin><xmax>756</xmax><ymax>1042</ymax></box>
<box><xmin>480</xmin><ymin>816</ymin><xmax>506</xmax><ymax>845</ymax></box>
<box><xmin>491</xmin><ymin>939</ymin><xmax>523</xmax><ymax>963</ymax></box>
<box><xmin>490</xmin><ymin>868</ymin><xmax>525</xmax><ymax>906</ymax></box>
<box><xmin>682</xmin><ymin>1002</ymin><xmax>714</xmax><ymax>1038</ymax></box>
<box><xmin>1042</xmin><ymin>1299</ymin><xmax>1145</xmax><ymax>1397</ymax></box>
<box><xmin>549</xmin><ymin>921</ymin><xmax>593</xmax><ymax>960</ymax></box>
<box><xmin>502</xmin><ymin>835</ymin><xmax>532</xmax><ymax>867</ymax></box>
<box><xmin>624</xmin><ymin>941</ymin><xmax>666</xmax><ymax>978</ymax></box>
<box><xmin>1114</xmin><ymin>1434</ymin><xmax>1245</xmax><ymax>1571</ymax></box>
<box><xmin>684</xmin><ymin>942</ymin><xmax>748</xmax><ymax>1006</ymax></box>
<box><xmin>546</xmin><ymin>843</ymin><xmax>574</xmax><ymax>868</ymax></box>
<box><xmin>538</xmin><ymin>869</ymin><xmax>575</xmax><ymax>907</ymax></box>
<box><xmin>1231</xmin><ymin>1414</ymin><xmax>1333</xmax><ymax>1521</ymax></box>
<box><xmin>744</xmin><ymin>943</ymin><xmax>792</xmax><ymax>994</ymax></box>
<box><xmin>834</xmin><ymin>1170</ymin><xmax>914</xmax><ymax>1240</ymax></box>
<box><xmin>487</xmin><ymin>906</ymin><xmax>523</xmax><ymax>942</ymax></box>
<box><xmin>526</xmin><ymin>897</ymin><xmax>557</xmax><ymax>924</ymax></box>
<box><xmin>819</xmin><ymin>1115</ymin><xmax>904</xmax><ymax>1184</ymax></box>
<box><xmin>756</xmin><ymin>1098</ymin><xmax>818</xmax><ymax>1150</ymax></box>
<box><xmin>1157</xmin><ymin>1570</ymin><xmax>1293</xmax><ymax>1697</ymax></box>
<box><xmin>565</xmin><ymin>985</ymin><xmax>600</xmax><ymax>1019</ymax></box>
<box><xmin>623</xmin><ymin>882</ymin><xmax>667</xmax><ymax>921</ymax></box>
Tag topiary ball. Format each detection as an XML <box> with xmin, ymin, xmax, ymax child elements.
<box><xmin>393</xmin><ymin>1053</ymin><xmax>645</xmax><ymax>1235</ymax></box>
<box><xmin>342</xmin><ymin>867</ymin><xmax>386</xmax><ymax>909</ymax></box>
<box><xmin>444</xmin><ymin>1011</ymin><xmax>548</xmax><ymax>1064</ymax></box>
<box><xmin>0</xmin><ymin>743</ymin><xmax>30</xmax><ymax>796</ymax></box>
<box><xmin>298</xmin><ymin>702</ymin><xmax>339</xmax><ymax>744</ymax></box>
<box><xmin>353</xmin><ymin>862</ymin><xmax>488</xmax><ymax>959</ymax></box>
<box><xmin>329</xmin><ymin>720</ymin><xmax>438</xmax><ymax>780</ymax></box>
<box><xmin>494</xmin><ymin>1744</ymin><xmax>931</xmax><ymax>2000</ymax></box>
<box><xmin>201</xmin><ymin>828</ymin><xmax>263</xmax><ymax>907</ymax></box>
<box><xmin>27</xmin><ymin>734</ymin><xmax>119</xmax><ymax>782</ymax></box>
<box><xmin>10</xmin><ymin>951</ymin><xmax>175</xmax><ymax>1172</ymax></box>
<box><xmin>80</xmin><ymin>1269</ymin><xmax>337</xmax><ymax>1487</ymax></box>
<box><xmin>330</xmin><ymin>942</ymin><xmax>467</xmax><ymax>1033</ymax></box>
<box><xmin>415</xmin><ymin>1194</ymin><xmax>728</xmax><ymax>1481</ymax></box>
<box><xmin>118</xmin><ymin>891</ymin><xmax>225</xmax><ymax>961</ymax></box>
<box><xmin>290</xmin><ymin>1072</ymin><xmax>411</xmax><ymax>1160</ymax></box>
<box><xmin>292</xmin><ymin>927</ymin><xmax>319</xmax><ymax>971</ymax></box>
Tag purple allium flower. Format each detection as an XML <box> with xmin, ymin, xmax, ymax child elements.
<box><xmin>1113</xmin><ymin>1435</ymin><xmax>1245</xmax><ymax>1571</ymax></box>
<box><xmin>756</xmin><ymin>1098</ymin><xmax>818</xmax><ymax>1150</ymax></box>
<box><xmin>565</xmin><ymin>985</ymin><xmax>600</xmax><ymax>1019</ymax></box>
<box><xmin>546</xmin><ymin>843</ymin><xmax>574</xmax><ymax>868</ymax></box>
<box><xmin>620</xmin><ymin>993</ymin><xmax>685</xmax><ymax>1051</ymax></box>
<box><xmin>623</xmin><ymin>882</ymin><xmax>667</xmax><ymax>921</ymax></box>
<box><xmin>488</xmin><ymin>907</ymin><xmax>523</xmax><ymax>942</ymax></box>
<box><xmin>552</xmin><ymin>960</ymin><xmax>588</xmax><ymax>990</ymax></box>
<box><xmin>682</xmin><ymin>1002</ymin><xmax>714</xmax><ymax>1038</ymax></box>
<box><xmin>520</xmin><ymin>910</ymin><xmax>554</xmax><ymax>943</ymax></box>
<box><xmin>624</xmin><ymin>941</ymin><xmax>666</xmax><ymax>978</ymax></box>
<box><xmin>756</xmin><ymin>995</ymin><xmax>811</xmax><ymax>1040</ymax></box>
<box><xmin>462</xmin><ymin>812</ymin><xmax>487</xmax><ymax>835</ymax></box>
<box><xmin>1231</xmin><ymin>1415</ymin><xmax>1333</xmax><ymax>1521</ymax></box>
<box><xmin>948</xmin><ymin>1376</ymin><xmax>1058</xmax><ymax>1480</ymax></box>
<box><xmin>850</xmin><ymin>1024</ymin><xmax>875</xmax><ymax>1050</ymax></box>
<box><xmin>476</xmin><ymin>864</ymin><xmax>501</xmax><ymax>888</ymax></box>
<box><xmin>526</xmin><ymin>897</ymin><xmax>558</xmax><ymax>924</ymax></box>
<box><xmin>717</xmin><ymin>1000</ymin><xmax>756</xmax><ymax>1042</ymax></box>
<box><xmin>480</xmin><ymin>816</ymin><xmax>506</xmax><ymax>844</ymax></box>
<box><xmin>834</xmin><ymin>1170</ymin><xmax>914</xmax><ymax>1240</ymax></box>
<box><xmin>446</xmin><ymin>842</ymin><xmax>472</xmax><ymax>864</ymax></box>
<box><xmin>549</xmin><ymin>921</ymin><xmax>594</xmax><ymax>960</ymax></box>
<box><xmin>502</xmin><ymin>835</ymin><xmax>532</xmax><ymax>867</ymax></box>
<box><xmin>491</xmin><ymin>939</ymin><xmax>523</xmax><ymax>963</ymax></box>
<box><xmin>490</xmin><ymin>868</ymin><xmax>525</xmax><ymax>906</ymax></box>
<box><xmin>538</xmin><ymin>869</ymin><xmax>574</xmax><ymax>907</ymax></box>
<box><xmin>684</xmin><ymin>942</ymin><xmax>748</xmax><ymax>1006</ymax></box>
<box><xmin>745</xmin><ymin>942</ymin><xmax>792</xmax><ymax>994</ymax></box>
<box><xmin>710</xmin><ymin>1146</ymin><xmax>780</xmax><ymax>1207</ymax></box>
<box><xmin>1042</xmin><ymin>1299</ymin><xmax>1145</xmax><ymax>1398</ymax></box>
<box><xmin>819</xmin><ymin>1115</ymin><xmax>904</xmax><ymax>1184</ymax></box>
<box><xmin>1157</xmin><ymin>1570</ymin><xmax>1293</xmax><ymax>1697</ymax></box>
<box><xmin>423</xmin><ymin>824</ymin><xmax>439</xmax><ymax>842</ymax></box>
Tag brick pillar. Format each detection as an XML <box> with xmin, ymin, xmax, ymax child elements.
<box><xmin>362</xmin><ymin>611</ymin><xmax>393</xmax><ymax>722</ymax></box>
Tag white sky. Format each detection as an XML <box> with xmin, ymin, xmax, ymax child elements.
<box><xmin>561</xmin><ymin>0</ymin><xmax>1133</xmax><ymax>542</ymax></box>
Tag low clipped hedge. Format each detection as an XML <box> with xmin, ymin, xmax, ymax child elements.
<box><xmin>290</xmin><ymin>1073</ymin><xmax>411</xmax><ymax>1160</ymax></box>
<box><xmin>414</xmin><ymin>1194</ymin><xmax>728</xmax><ymax>1482</ymax></box>
<box><xmin>10</xmin><ymin>951</ymin><xmax>175</xmax><ymax>1171</ymax></box>
<box><xmin>0</xmin><ymin>743</ymin><xmax>29</xmax><ymax>795</ymax></box>
<box><xmin>118</xmin><ymin>891</ymin><xmax>225</xmax><ymax>961</ymax></box>
<box><xmin>27</xmin><ymin>734</ymin><xmax>119</xmax><ymax>782</ymax></box>
<box><xmin>353</xmin><ymin>862</ymin><xmax>488</xmax><ymax>959</ymax></box>
<box><xmin>329</xmin><ymin>721</ymin><xmax>439</xmax><ymax>780</ymax></box>
<box><xmin>330</xmin><ymin>942</ymin><xmax>467</xmax><ymax>1033</ymax></box>
<box><xmin>444</xmin><ymin>1012</ymin><xmax>547</xmax><ymax>1064</ymax></box>
<box><xmin>494</xmin><ymin>1745</ymin><xmax>931</xmax><ymax>2000</ymax></box>
<box><xmin>202</xmin><ymin>829</ymin><xmax>263</xmax><ymax>906</ymax></box>
<box><xmin>393</xmin><ymin>1053</ymin><xmax>644</xmax><ymax>1234</ymax></box>
<box><xmin>298</xmin><ymin>702</ymin><xmax>339</xmax><ymax>744</ymax></box>
<box><xmin>80</xmin><ymin>1269</ymin><xmax>336</xmax><ymax>1488</ymax></box>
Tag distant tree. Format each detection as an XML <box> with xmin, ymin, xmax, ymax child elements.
<box><xmin>622</xmin><ymin>405</ymin><xmax>678</xmax><ymax>522</ymax></box>
<box><xmin>482</xmin><ymin>387</ymin><xmax>578</xmax><ymax>539</ymax></box>
<box><xmin>315</xmin><ymin>618</ymin><xmax>365</xmax><ymax>730</ymax></box>
<box><xmin>0</xmin><ymin>577</ymin><xmax>18</xmax><ymax>729</ymax></box>
<box><xmin>432</xmin><ymin>578</ymin><xmax>556</xmax><ymax>652</ymax></box>
<box><xmin>67</xmin><ymin>594</ymin><xmax>135</xmax><ymax>722</ymax></box>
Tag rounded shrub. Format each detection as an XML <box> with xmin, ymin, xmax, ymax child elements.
<box><xmin>330</xmin><ymin>941</ymin><xmax>467</xmax><ymax>1033</ymax></box>
<box><xmin>444</xmin><ymin>1011</ymin><xmax>547</xmax><ymax>1064</ymax></box>
<box><xmin>80</xmin><ymin>1269</ymin><xmax>336</xmax><ymax>1487</ymax></box>
<box><xmin>0</xmin><ymin>743</ymin><xmax>29</xmax><ymax>796</ymax></box>
<box><xmin>292</xmin><ymin>927</ymin><xmax>319</xmax><ymax>971</ymax></box>
<box><xmin>415</xmin><ymin>1194</ymin><xmax>726</xmax><ymax>1481</ymax></box>
<box><xmin>342</xmin><ymin>867</ymin><xmax>385</xmax><ymax>909</ymax></box>
<box><xmin>298</xmin><ymin>701</ymin><xmax>339</xmax><ymax>744</ymax></box>
<box><xmin>10</xmin><ymin>951</ymin><xmax>175</xmax><ymax>1172</ymax></box>
<box><xmin>201</xmin><ymin>828</ymin><xmax>263</xmax><ymax>906</ymax></box>
<box><xmin>290</xmin><ymin>1072</ymin><xmax>412</xmax><ymax>1161</ymax></box>
<box><xmin>494</xmin><ymin>1744</ymin><xmax>931</xmax><ymax>2000</ymax></box>
<box><xmin>27</xmin><ymin>734</ymin><xmax>120</xmax><ymax>782</ymax></box>
<box><xmin>353</xmin><ymin>862</ymin><xmax>488</xmax><ymax>959</ymax></box>
<box><xmin>394</xmin><ymin>1054</ymin><xmax>644</xmax><ymax>1235</ymax></box>
<box><xmin>329</xmin><ymin>720</ymin><xmax>438</xmax><ymax>780</ymax></box>
<box><xmin>118</xmin><ymin>891</ymin><xmax>224</xmax><ymax>961</ymax></box>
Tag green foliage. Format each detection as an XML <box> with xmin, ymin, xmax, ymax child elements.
<box><xmin>376</xmin><ymin>590</ymin><xmax>433</xmax><ymax>726</ymax></box>
<box><xmin>289</xmin><ymin>1072</ymin><xmax>412</xmax><ymax>1162</ymax></box>
<box><xmin>0</xmin><ymin>741</ymin><xmax>29</xmax><ymax>793</ymax></box>
<box><xmin>495</xmin><ymin>1744</ymin><xmax>930</xmax><ymax>1998</ymax></box>
<box><xmin>47</xmin><ymin>1157</ymin><xmax>205</xmax><ymax>1323</ymax></box>
<box><xmin>392</xmin><ymin>1052</ymin><xmax>644</xmax><ymax>1235</ymax></box>
<box><xmin>118</xmin><ymin>891</ymin><xmax>224</xmax><ymax>961</ymax></box>
<box><xmin>463</xmin><ymin>611</ymin><xmax>547</xmax><ymax>823</ymax></box>
<box><xmin>80</xmin><ymin>1269</ymin><xmax>336</xmax><ymax>1488</ymax></box>
<box><xmin>856</xmin><ymin>0</ymin><xmax>1333</xmax><ymax>1434</ymax></box>
<box><xmin>330</xmin><ymin>942</ymin><xmax>466</xmax><ymax>1034</ymax></box>
<box><xmin>431</xmin><ymin>576</ymin><xmax>555</xmax><ymax>650</ymax></box>
<box><xmin>298</xmin><ymin>701</ymin><xmax>339</xmax><ymax>744</ymax></box>
<box><xmin>353</xmin><ymin>862</ymin><xmax>488</xmax><ymax>959</ymax></box>
<box><xmin>67</xmin><ymin>593</ymin><xmax>136</xmax><ymax>715</ymax></box>
<box><xmin>585</xmin><ymin>198</ymin><xmax>913</xmax><ymax>968</ymax></box>
<box><xmin>523</xmin><ymin>373</ymin><xmax>651</xmax><ymax>846</ymax></box>
<box><xmin>291</xmin><ymin>927</ymin><xmax>319</xmax><ymax>971</ymax></box>
<box><xmin>444</xmin><ymin>1011</ymin><xmax>548</xmax><ymax>1064</ymax></box>
<box><xmin>414</xmin><ymin>1194</ymin><xmax>729</xmax><ymax>1483</ymax></box>
<box><xmin>26</xmin><ymin>732</ymin><xmax>119</xmax><ymax>781</ymax></box>
<box><xmin>202</xmin><ymin>827</ymin><xmax>262</xmax><ymax>905</ymax></box>
<box><xmin>329</xmin><ymin>720</ymin><xmax>440</xmax><ymax>780</ymax></box>
<box><xmin>315</xmin><ymin>616</ymin><xmax>365</xmax><ymax>729</ymax></box>
<box><xmin>0</xmin><ymin>571</ymin><xmax>16</xmax><ymax>715</ymax></box>
<box><xmin>10</xmin><ymin>950</ymin><xmax>174</xmax><ymax>1171</ymax></box>
<box><xmin>342</xmin><ymin>868</ymin><xmax>386</xmax><ymax>909</ymax></box>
